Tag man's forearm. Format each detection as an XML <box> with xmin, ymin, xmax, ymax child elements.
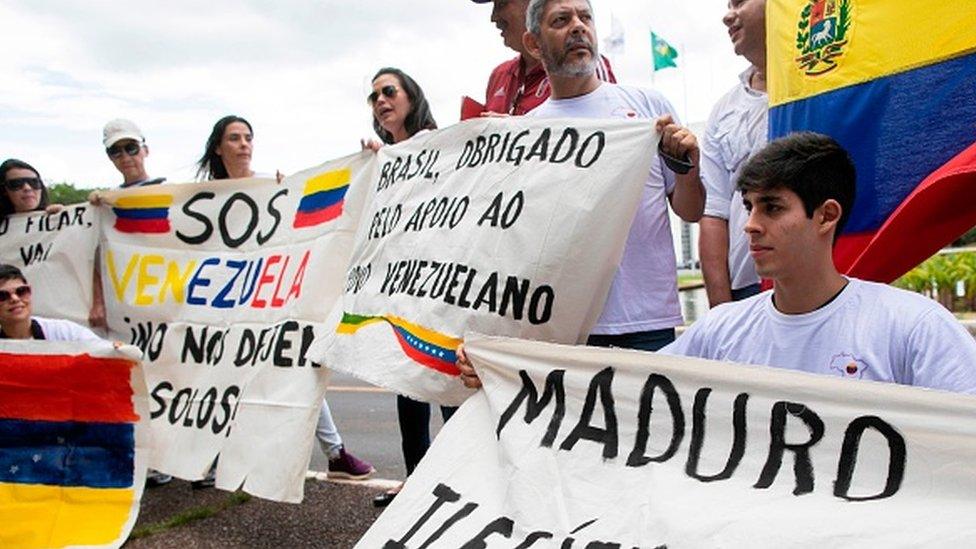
<box><xmin>699</xmin><ymin>215</ymin><xmax>732</xmax><ymax>307</ymax></box>
<box><xmin>671</xmin><ymin>170</ymin><xmax>706</xmax><ymax>222</ymax></box>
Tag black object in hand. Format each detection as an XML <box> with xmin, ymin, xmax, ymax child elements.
<box><xmin>658</xmin><ymin>140</ymin><xmax>695</xmax><ymax>175</ymax></box>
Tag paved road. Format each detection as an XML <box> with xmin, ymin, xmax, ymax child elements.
<box><xmin>131</xmin><ymin>370</ymin><xmax>451</xmax><ymax>547</ymax></box>
<box><xmin>307</xmin><ymin>370</ymin><xmax>447</xmax><ymax>482</ymax></box>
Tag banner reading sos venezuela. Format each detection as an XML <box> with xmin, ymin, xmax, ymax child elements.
<box><xmin>312</xmin><ymin>118</ymin><xmax>656</xmax><ymax>406</ymax></box>
<box><xmin>97</xmin><ymin>153</ymin><xmax>370</xmax><ymax>503</ymax></box>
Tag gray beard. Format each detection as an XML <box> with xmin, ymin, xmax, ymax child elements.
<box><xmin>542</xmin><ymin>47</ymin><xmax>599</xmax><ymax>78</ymax></box>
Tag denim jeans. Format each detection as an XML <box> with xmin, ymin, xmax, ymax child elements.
<box><xmin>586</xmin><ymin>327</ymin><xmax>676</xmax><ymax>352</ymax></box>
<box><xmin>731</xmin><ymin>283</ymin><xmax>762</xmax><ymax>301</ymax></box>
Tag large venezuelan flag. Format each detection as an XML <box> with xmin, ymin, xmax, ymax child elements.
<box><xmin>768</xmin><ymin>0</ymin><xmax>976</xmax><ymax>282</ymax></box>
<box><xmin>0</xmin><ymin>349</ymin><xmax>143</xmax><ymax>548</ymax></box>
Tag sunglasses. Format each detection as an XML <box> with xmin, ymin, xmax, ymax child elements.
<box><xmin>368</xmin><ymin>84</ymin><xmax>399</xmax><ymax>105</ymax></box>
<box><xmin>0</xmin><ymin>285</ymin><xmax>30</xmax><ymax>303</ymax></box>
<box><xmin>106</xmin><ymin>141</ymin><xmax>142</xmax><ymax>159</ymax></box>
<box><xmin>3</xmin><ymin>178</ymin><xmax>42</xmax><ymax>192</ymax></box>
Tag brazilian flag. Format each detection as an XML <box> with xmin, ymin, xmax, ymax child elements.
<box><xmin>650</xmin><ymin>31</ymin><xmax>678</xmax><ymax>71</ymax></box>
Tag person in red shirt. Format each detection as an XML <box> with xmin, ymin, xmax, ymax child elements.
<box><xmin>471</xmin><ymin>0</ymin><xmax>615</xmax><ymax>115</ymax></box>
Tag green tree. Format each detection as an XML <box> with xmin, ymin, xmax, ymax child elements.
<box><xmin>47</xmin><ymin>182</ymin><xmax>104</xmax><ymax>206</ymax></box>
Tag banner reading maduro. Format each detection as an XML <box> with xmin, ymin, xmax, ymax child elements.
<box><xmin>361</xmin><ymin>335</ymin><xmax>976</xmax><ymax>547</ymax></box>
<box><xmin>0</xmin><ymin>341</ymin><xmax>149</xmax><ymax>549</ymax></box>
<box><xmin>312</xmin><ymin>118</ymin><xmax>655</xmax><ymax>406</ymax></box>
<box><xmin>98</xmin><ymin>153</ymin><xmax>370</xmax><ymax>503</ymax></box>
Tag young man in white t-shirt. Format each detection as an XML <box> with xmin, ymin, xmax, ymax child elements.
<box><xmin>523</xmin><ymin>0</ymin><xmax>705</xmax><ymax>352</ymax></box>
<box><xmin>459</xmin><ymin>132</ymin><xmax>976</xmax><ymax>393</ymax></box>
<box><xmin>663</xmin><ymin>132</ymin><xmax>976</xmax><ymax>394</ymax></box>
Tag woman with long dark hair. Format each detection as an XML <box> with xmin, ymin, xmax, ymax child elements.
<box><xmin>195</xmin><ymin>115</ymin><xmax>256</xmax><ymax>180</ymax></box>
<box><xmin>0</xmin><ymin>159</ymin><xmax>61</xmax><ymax>219</ymax></box>
<box><xmin>367</xmin><ymin>67</ymin><xmax>438</xmax><ymax>146</ymax></box>
<box><xmin>192</xmin><ymin>116</ymin><xmax>372</xmax><ymax>487</ymax></box>
<box><xmin>364</xmin><ymin>67</ymin><xmax>453</xmax><ymax>508</ymax></box>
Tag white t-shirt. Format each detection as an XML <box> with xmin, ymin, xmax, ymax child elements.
<box><xmin>34</xmin><ymin>316</ymin><xmax>104</xmax><ymax>343</ymax></box>
<box><xmin>528</xmin><ymin>82</ymin><xmax>683</xmax><ymax>334</ymax></box>
<box><xmin>662</xmin><ymin>278</ymin><xmax>976</xmax><ymax>394</ymax></box>
<box><xmin>700</xmin><ymin>68</ymin><xmax>767</xmax><ymax>291</ymax></box>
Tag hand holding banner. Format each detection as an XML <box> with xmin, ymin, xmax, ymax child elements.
<box><xmin>313</xmin><ymin>118</ymin><xmax>656</xmax><ymax>405</ymax></box>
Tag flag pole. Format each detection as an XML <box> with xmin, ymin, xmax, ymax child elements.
<box><xmin>680</xmin><ymin>42</ymin><xmax>689</xmax><ymax>122</ymax></box>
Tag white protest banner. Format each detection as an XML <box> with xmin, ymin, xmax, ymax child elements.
<box><xmin>0</xmin><ymin>341</ymin><xmax>149</xmax><ymax>549</ymax></box>
<box><xmin>359</xmin><ymin>335</ymin><xmax>976</xmax><ymax>547</ymax></box>
<box><xmin>313</xmin><ymin>118</ymin><xmax>655</xmax><ymax>406</ymax></box>
<box><xmin>98</xmin><ymin>153</ymin><xmax>370</xmax><ymax>502</ymax></box>
<box><xmin>0</xmin><ymin>205</ymin><xmax>98</xmax><ymax>325</ymax></box>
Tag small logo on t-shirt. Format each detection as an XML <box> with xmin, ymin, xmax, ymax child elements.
<box><xmin>827</xmin><ymin>352</ymin><xmax>868</xmax><ymax>379</ymax></box>
<box><xmin>610</xmin><ymin>107</ymin><xmax>638</xmax><ymax>118</ymax></box>
<box><xmin>493</xmin><ymin>86</ymin><xmax>507</xmax><ymax>97</ymax></box>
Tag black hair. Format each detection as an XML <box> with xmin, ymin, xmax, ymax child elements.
<box><xmin>195</xmin><ymin>115</ymin><xmax>253</xmax><ymax>180</ymax></box>
<box><xmin>371</xmin><ymin>68</ymin><xmax>438</xmax><ymax>145</ymax></box>
<box><xmin>0</xmin><ymin>158</ymin><xmax>50</xmax><ymax>218</ymax></box>
<box><xmin>0</xmin><ymin>264</ymin><xmax>27</xmax><ymax>285</ymax></box>
<box><xmin>737</xmin><ymin>131</ymin><xmax>856</xmax><ymax>242</ymax></box>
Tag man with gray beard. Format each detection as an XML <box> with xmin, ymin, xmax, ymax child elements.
<box><xmin>458</xmin><ymin>0</ymin><xmax>705</xmax><ymax>387</ymax></box>
<box><xmin>523</xmin><ymin>0</ymin><xmax>704</xmax><ymax>352</ymax></box>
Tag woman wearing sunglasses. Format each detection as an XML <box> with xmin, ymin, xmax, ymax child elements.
<box><xmin>0</xmin><ymin>159</ymin><xmax>63</xmax><ymax>220</ymax></box>
<box><xmin>0</xmin><ymin>264</ymin><xmax>103</xmax><ymax>342</ymax></box>
<box><xmin>364</xmin><ymin>67</ymin><xmax>438</xmax><ymax>152</ymax></box>
<box><xmin>364</xmin><ymin>67</ymin><xmax>453</xmax><ymax>508</ymax></box>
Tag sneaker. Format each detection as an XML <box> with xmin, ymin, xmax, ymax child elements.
<box><xmin>328</xmin><ymin>447</ymin><xmax>375</xmax><ymax>480</ymax></box>
<box><xmin>191</xmin><ymin>466</ymin><xmax>216</xmax><ymax>490</ymax></box>
<box><xmin>146</xmin><ymin>469</ymin><xmax>173</xmax><ymax>488</ymax></box>
<box><xmin>191</xmin><ymin>477</ymin><xmax>215</xmax><ymax>490</ymax></box>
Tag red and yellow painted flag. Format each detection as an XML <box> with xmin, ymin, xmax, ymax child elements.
<box><xmin>768</xmin><ymin>0</ymin><xmax>976</xmax><ymax>282</ymax></box>
<box><xmin>0</xmin><ymin>343</ymin><xmax>148</xmax><ymax>549</ymax></box>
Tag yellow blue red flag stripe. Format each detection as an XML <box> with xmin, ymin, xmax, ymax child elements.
<box><xmin>0</xmin><ymin>351</ymin><xmax>140</xmax><ymax>548</ymax></box>
<box><xmin>293</xmin><ymin>168</ymin><xmax>351</xmax><ymax>228</ymax></box>
<box><xmin>112</xmin><ymin>193</ymin><xmax>172</xmax><ymax>234</ymax></box>
<box><xmin>337</xmin><ymin>312</ymin><xmax>461</xmax><ymax>375</ymax></box>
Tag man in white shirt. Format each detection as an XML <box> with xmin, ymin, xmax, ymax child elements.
<box><xmin>459</xmin><ymin>133</ymin><xmax>976</xmax><ymax>394</ymax></box>
<box><xmin>699</xmin><ymin>0</ymin><xmax>768</xmax><ymax>306</ymax></box>
<box><xmin>523</xmin><ymin>0</ymin><xmax>705</xmax><ymax>352</ymax></box>
<box><xmin>664</xmin><ymin>132</ymin><xmax>976</xmax><ymax>394</ymax></box>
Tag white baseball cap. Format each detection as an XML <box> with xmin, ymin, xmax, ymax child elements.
<box><xmin>102</xmin><ymin>119</ymin><xmax>145</xmax><ymax>148</ymax></box>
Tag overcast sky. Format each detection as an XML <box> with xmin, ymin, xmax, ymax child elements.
<box><xmin>0</xmin><ymin>0</ymin><xmax>746</xmax><ymax>189</ymax></box>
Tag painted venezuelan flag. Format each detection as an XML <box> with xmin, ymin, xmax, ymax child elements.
<box><xmin>337</xmin><ymin>312</ymin><xmax>462</xmax><ymax>376</ymax></box>
<box><xmin>0</xmin><ymin>352</ymin><xmax>139</xmax><ymax>549</ymax></box>
<box><xmin>768</xmin><ymin>0</ymin><xmax>976</xmax><ymax>282</ymax></box>
<box><xmin>293</xmin><ymin>168</ymin><xmax>351</xmax><ymax>228</ymax></box>
<box><xmin>112</xmin><ymin>194</ymin><xmax>173</xmax><ymax>234</ymax></box>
